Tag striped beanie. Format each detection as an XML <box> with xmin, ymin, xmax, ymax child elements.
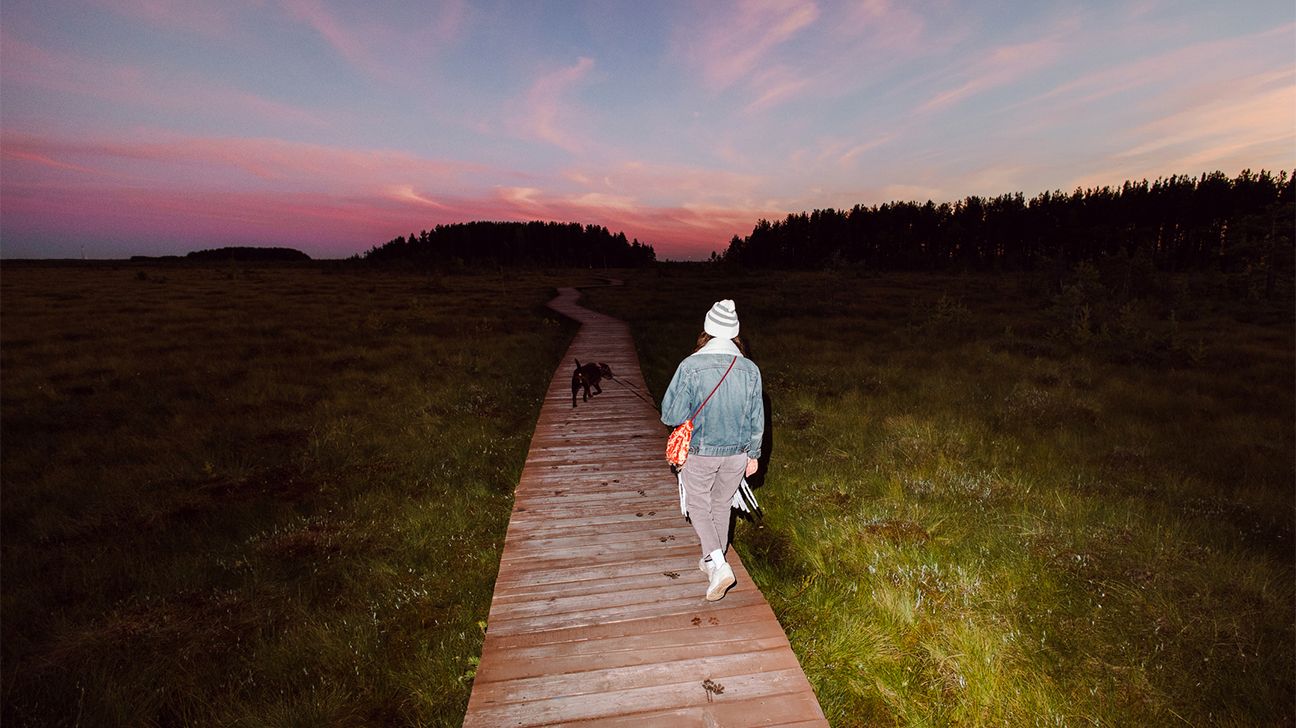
<box><xmin>704</xmin><ymin>299</ymin><xmax>740</xmax><ymax>339</ymax></box>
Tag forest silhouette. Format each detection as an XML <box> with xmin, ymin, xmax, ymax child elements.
<box><xmin>186</xmin><ymin>246</ymin><xmax>311</xmax><ymax>262</ymax></box>
<box><xmin>358</xmin><ymin>171</ymin><xmax>1292</xmax><ymax>285</ymax></box>
<box><xmin>360</xmin><ymin>220</ymin><xmax>656</xmax><ymax>268</ymax></box>
<box><xmin>721</xmin><ymin>170</ymin><xmax>1293</xmax><ymax>282</ymax></box>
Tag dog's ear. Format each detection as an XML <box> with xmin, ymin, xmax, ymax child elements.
<box><xmin>574</xmin><ymin>359</ymin><xmax>582</xmax><ymax>369</ymax></box>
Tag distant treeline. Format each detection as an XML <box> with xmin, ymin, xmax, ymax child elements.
<box><xmin>131</xmin><ymin>247</ymin><xmax>311</xmax><ymax>262</ymax></box>
<box><xmin>361</xmin><ymin>221</ymin><xmax>656</xmax><ymax>268</ymax></box>
<box><xmin>721</xmin><ymin>170</ymin><xmax>1294</xmax><ymax>274</ymax></box>
<box><xmin>189</xmin><ymin>247</ymin><xmax>311</xmax><ymax>262</ymax></box>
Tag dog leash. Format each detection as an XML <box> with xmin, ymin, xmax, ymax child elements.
<box><xmin>609</xmin><ymin>354</ymin><xmax>737</xmax><ymax>417</ymax></box>
<box><xmin>606</xmin><ymin>374</ymin><xmax>662</xmax><ymax>412</ymax></box>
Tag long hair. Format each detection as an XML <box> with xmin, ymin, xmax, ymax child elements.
<box><xmin>694</xmin><ymin>331</ymin><xmax>748</xmax><ymax>357</ymax></box>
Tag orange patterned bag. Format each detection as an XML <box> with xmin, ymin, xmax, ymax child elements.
<box><xmin>665</xmin><ymin>419</ymin><xmax>694</xmax><ymax>466</ymax></box>
<box><xmin>665</xmin><ymin>356</ymin><xmax>736</xmax><ymax>467</ymax></box>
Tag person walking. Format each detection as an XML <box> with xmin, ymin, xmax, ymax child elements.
<box><xmin>661</xmin><ymin>299</ymin><xmax>764</xmax><ymax>601</ymax></box>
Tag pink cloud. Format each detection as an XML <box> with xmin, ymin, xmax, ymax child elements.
<box><xmin>793</xmin><ymin>133</ymin><xmax>898</xmax><ymax>170</ymax></box>
<box><xmin>677</xmin><ymin>0</ymin><xmax>936</xmax><ymax>114</ymax></box>
<box><xmin>0</xmin><ymin>34</ymin><xmax>325</xmax><ymax>129</ymax></box>
<box><xmin>837</xmin><ymin>134</ymin><xmax>896</xmax><ymax>165</ymax></box>
<box><xmin>1030</xmin><ymin>24</ymin><xmax>1296</xmax><ymax>112</ymax></box>
<box><xmin>830</xmin><ymin>0</ymin><xmax>926</xmax><ymax>50</ymax></box>
<box><xmin>0</xmin><ymin>147</ymin><xmax>108</xmax><ymax>177</ymax></box>
<box><xmin>1</xmin><ymin>185</ymin><xmax>406</xmax><ymax>256</ymax></box>
<box><xmin>458</xmin><ymin>188</ymin><xmax>778</xmax><ymax>258</ymax></box>
<box><xmin>1</xmin><ymin>129</ymin><xmax>788</xmax><ymax>257</ymax></box>
<box><xmin>677</xmin><ymin>0</ymin><xmax>820</xmax><ymax>90</ymax></box>
<box><xmin>563</xmin><ymin>159</ymin><xmax>767</xmax><ymax>208</ymax></box>
<box><xmin>668</xmin><ymin>0</ymin><xmax>942</xmax><ymax>117</ymax></box>
<box><xmin>918</xmin><ymin>37</ymin><xmax>1065</xmax><ymax>113</ymax></box>
<box><xmin>1116</xmin><ymin>72</ymin><xmax>1294</xmax><ymax>160</ymax></box>
<box><xmin>0</xmin><ymin>181</ymin><xmax>767</xmax><ymax>259</ymax></box>
<box><xmin>385</xmin><ymin>185</ymin><xmax>449</xmax><ymax>209</ymax></box>
<box><xmin>743</xmin><ymin>66</ymin><xmax>812</xmax><ymax>113</ymax></box>
<box><xmin>777</xmin><ymin>130</ymin><xmax>902</xmax><ymax>176</ymax></box>
<box><xmin>496</xmin><ymin>186</ymin><xmax>545</xmax><ymax>208</ymax></box>
<box><xmin>1</xmin><ymin>132</ymin><xmax>481</xmax><ymax>193</ymax></box>
<box><xmin>1069</xmin><ymin>68</ymin><xmax>1296</xmax><ymax>189</ymax></box>
<box><xmin>566</xmin><ymin>191</ymin><xmax>638</xmax><ymax>211</ymax></box>
<box><xmin>519</xmin><ymin>57</ymin><xmax>596</xmax><ymax>153</ymax></box>
<box><xmin>401</xmin><ymin>184</ymin><xmax>783</xmax><ymax>258</ymax></box>
<box><xmin>90</xmin><ymin>0</ymin><xmax>240</xmax><ymax>37</ymax></box>
<box><xmin>279</xmin><ymin>0</ymin><xmax>469</xmax><ymax>82</ymax></box>
<box><xmin>281</xmin><ymin>0</ymin><xmax>385</xmax><ymax>78</ymax></box>
<box><xmin>429</xmin><ymin>0</ymin><xmax>470</xmax><ymax>45</ymax></box>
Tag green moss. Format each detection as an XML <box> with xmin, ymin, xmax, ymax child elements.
<box><xmin>1</xmin><ymin>265</ymin><xmax>584</xmax><ymax>726</ymax></box>
<box><xmin>586</xmin><ymin>268</ymin><xmax>1295</xmax><ymax>727</ymax></box>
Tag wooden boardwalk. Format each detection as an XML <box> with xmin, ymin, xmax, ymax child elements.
<box><xmin>463</xmin><ymin>287</ymin><xmax>827</xmax><ymax>727</ymax></box>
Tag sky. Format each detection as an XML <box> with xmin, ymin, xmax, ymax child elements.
<box><xmin>1</xmin><ymin>1</ymin><xmax>1293</xmax><ymax>260</ymax></box>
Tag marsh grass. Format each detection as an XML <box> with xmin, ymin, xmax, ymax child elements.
<box><xmin>585</xmin><ymin>268</ymin><xmax>1294</xmax><ymax>726</ymax></box>
<box><xmin>2</xmin><ymin>263</ymin><xmax>583</xmax><ymax>726</ymax></box>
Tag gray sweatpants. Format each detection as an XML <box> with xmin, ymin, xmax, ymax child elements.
<box><xmin>680</xmin><ymin>452</ymin><xmax>747</xmax><ymax>557</ymax></box>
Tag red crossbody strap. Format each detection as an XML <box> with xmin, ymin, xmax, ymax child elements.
<box><xmin>688</xmin><ymin>356</ymin><xmax>737</xmax><ymax>421</ymax></box>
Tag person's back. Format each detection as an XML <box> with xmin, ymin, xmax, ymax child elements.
<box><xmin>661</xmin><ymin>300</ymin><xmax>764</xmax><ymax>601</ymax></box>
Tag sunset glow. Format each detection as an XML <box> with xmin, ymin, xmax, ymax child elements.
<box><xmin>2</xmin><ymin>1</ymin><xmax>1293</xmax><ymax>259</ymax></box>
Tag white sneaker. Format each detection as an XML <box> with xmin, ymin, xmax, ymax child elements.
<box><xmin>705</xmin><ymin>561</ymin><xmax>735</xmax><ymax>601</ymax></box>
<box><xmin>699</xmin><ymin>557</ymin><xmax>713</xmax><ymax>575</ymax></box>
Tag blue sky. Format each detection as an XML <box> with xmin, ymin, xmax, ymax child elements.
<box><xmin>2</xmin><ymin>0</ymin><xmax>1292</xmax><ymax>259</ymax></box>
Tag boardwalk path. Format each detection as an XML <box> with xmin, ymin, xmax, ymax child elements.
<box><xmin>463</xmin><ymin>286</ymin><xmax>827</xmax><ymax>727</ymax></box>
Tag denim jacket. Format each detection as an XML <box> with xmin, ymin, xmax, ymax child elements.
<box><xmin>661</xmin><ymin>339</ymin><xmax>764</xmax><ymax>460</ymax></box>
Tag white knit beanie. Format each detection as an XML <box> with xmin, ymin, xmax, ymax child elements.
<box><xmin>704</xmin><ymin>299</ymin><xmax>740</xmax><ymax>339</ymax></box>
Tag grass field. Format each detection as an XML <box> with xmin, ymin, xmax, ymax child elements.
<box><xmin>583</xmin><ymin>267</ymin><xmax>1295</xmax><ymax>726</ymax></box>
<box><xmin>4</xmin><ymin>262</ymin><xmax>1291</xmax><ymax>726</ymax></box>
<box><xmin>1</xmin><ymin>263</ymin><xmax>584</xmax><ymax>726</ymax></box>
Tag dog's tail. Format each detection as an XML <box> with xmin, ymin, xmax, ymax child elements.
<box><xmin>574</xmin><ymin>359</ymin><xmax>582</xmax><ymax>368</ymax></box>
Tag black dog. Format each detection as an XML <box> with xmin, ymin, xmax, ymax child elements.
<box><xmin>572</xmin><ymin>360</ymin><xmax>614</xmax><ymax>407</ymax></box>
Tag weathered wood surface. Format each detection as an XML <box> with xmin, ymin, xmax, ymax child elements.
<box><xmin>463</xmin><ymin>287</ymin><xmax>826</xmax><ymax>727</ymax></box>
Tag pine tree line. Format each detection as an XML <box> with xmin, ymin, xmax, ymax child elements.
<box><xmin>185</xmin><ymin>247</ymin><xmax>311</xmax><ymax>262</ymax></box>
<box><xmin>360</xmin><ymin>221</ymin><xmax>656</xmax><ymax>268</ymax></box>
<box><xmin>721</xmin><ymin>170</ymin><xmax>1293</xmax><ymax>276</ymax></box>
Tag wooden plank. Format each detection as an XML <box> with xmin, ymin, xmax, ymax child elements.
<box><xmin>475</xmin><ymin>618</ymin><xmax>790</xmax><ymax>676</ymax></box>
<box><xmin>478</xmin><ymin>635</ymin><xmax>794</xmax><ymax>684</ymax></box>
<box><xmin>510</xmin><ymin>491</ymin><xmax>667</xmax><ymax>507</ymax></box>
<box><xmin>502</xmin><ymin>520</ymin><xmax>689</xmax><ymax>544</ymax></box>
<box><xmin>545</xmin><ymin>689</ymin><xmax>829</xmax><ymax>727</ymax></box>
<box><xmin>504</xmin><ymin>506</ymin><xmax>678</xmax><ymax>523</ymax></box>
<box><xmin>484</xmin><ymin>589</ymin><xmax>768</xmax><ymax>637</ymax></box>
<box><xmin>505</xmin><ymin>517</ymin><xmax>683</xmax><ymax>539</ymax></box>
<box><xmin>470</xmin><ymin>649</ymin><xmax>803</xmax><ymax>706</ymax></box>
<box><xmin>463</xmin><ymin>285</ymin><xmax>827</xmax><ymax>727</ymax></box>
<box><xmin>487</xmin><ymin>578</ymin><xmax>729</xmax><ymax>622</ymax></box>
<box><xmin>483</xmin><ymin>604</ymin><xmax>777</xmax><ymax>652</ymax></box>
<box><xmin>491</xmin><ymin>554</ymin><xmax>697</xmax><ymax>589</ymax></box>
<box><xmin>464</xmin><ymin>668</ymin><xmax>814</xmax><ymax>727</ymax></box>
<box><xmin>505</xmin><ymin>526</ymin><xmax>687</xmax><ymax>551</ymax></box>
<box><xmin>496</xmin><ymin>548</ymin><xmax>756</xmax><ymax>584</ymax></box>
<box><xmin>496</xmin><ymin>542</ymin><xmax>701</xmax><ymax>570</ymax></box>
<box><xmin>507</xmin><ymin>518</ymin><xmax>685</xmax><ymax>540</ymax></box>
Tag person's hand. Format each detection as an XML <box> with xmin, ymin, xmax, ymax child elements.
<box><xmin>745</xmin><ymin>458</ymin><xmax>759</xmax><ymax>477</ymax></box>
